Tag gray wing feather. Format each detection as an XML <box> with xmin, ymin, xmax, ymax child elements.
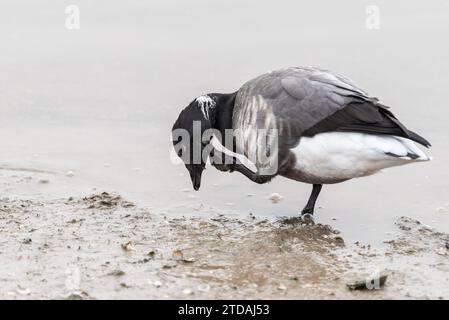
<box><xmin>233</xmin><ymin>67</ymin><xmax>377</xmax><ymax>149</ymax></box>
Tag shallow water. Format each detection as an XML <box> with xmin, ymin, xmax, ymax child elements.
<box><xmin>1</xmin><ymin>0</ymin><xmax>449</xmax><ymax>246</ymax></box>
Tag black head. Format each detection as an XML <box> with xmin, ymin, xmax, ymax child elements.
<box><xmin>172</xmin><ymin>95</ymin><xmax>217</xmax><ymax>190</ymax></box>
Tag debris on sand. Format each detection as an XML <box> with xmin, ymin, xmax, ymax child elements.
<box><xmin>198</xmin><ymin>284</ymin><xmax>210</xmax><ymax>292</ymax></box>
<box><xmin>121</xmin><ymin>241</ymin><xmax>136</xmax><ymax>252</ymax></box>
<box><xmin>172</xmin><ymin>249</ymin><xmax>195</xmax><ymax>263</ymax></box>
<box><xmin>22</xmin><ymin>238</ymin><xmax>32</xmax><ymax>244</ymax></box>
<box><xmin>67</xmin><ymin>218</ymin><xmax>85</xmax><ymax>224</ymax></box>
<box><xmin>278</xmin><ymin>216</ymin><xmax>304</xmax><ymax>225</ymax></box>
<box><xmin>63</xmin><ymin>291</ymin><xmax>91</xmax><ymax>300</ymax></box>
<box><xmin>172</xmin><ymin>249</ymin><xmax>183</xmax><ymax>259</ymax></box>
<box><xmin>330</xmin><ymin>235</ymin><xmax>345</xmax><ymax>245</ymax></box>
<box><xmin>148</xmin><ymin>280</ymin><xmax>162</xmax><ymax>288</ymax></box>
<box><xmin>346</xmin><ymin>271</ymin><xmax>388</xmax><ymax>291</ymax></box>
<box><xmin>183</xmin><ymin>288</ymin><xmax>194</xmax><ymax>295</ymax></box>
<box><xmin>269</xmin><ymin>193</ymin><xmax>283</xmax><ymax>204</ymax></box>
<box><xmin>82</xmin><ymin>192</ymin><xmax>135</xmax><ymax>210</ymax></box>
<box><xmin>162</xmin><ymin>262</ymin><xmax>177</xmax><ymax>269</ymax></box>
<box><xmin>130</xmin><ymin>250</ymin><xmax>157</xmax><ymax>264</ymax></box>
<box><xmin>277</xmin><ymin>284</ymin><xmax>287</xmax><ymax>291</ymax></box>
<box><xmin>17</xmin><ymin>286</ymin><xmax>31</xmax><ymax>296</ymax></box>
<box><xmin>132</xmin><ymin>257</ymin><xmax>152</xmax><ymax>264</ymax></box>
<box><xmin>107</xmin><ymin>269</ymin><xmax>125</xmax><ymax>277</ymax></box>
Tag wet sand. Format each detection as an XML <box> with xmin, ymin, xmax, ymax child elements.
<box><xmin>1</xmin><ymin>169</ymin><xmax>448</xmax><ymax>299</ymax></box>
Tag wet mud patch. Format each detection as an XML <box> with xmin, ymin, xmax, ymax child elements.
<box><xmin>74</xmin><ymin>192</ymin><xmax>135</xmax><ymax>210</ymax></box>
<box><xmin>385</xmin><ymin>217</ymin><xmax>449</xmax><ymax>256</ymax></box>
<box><xmin>148</xmin><ymin>216</ymin><xmax>349</xmax><ymax>298</ymax></box>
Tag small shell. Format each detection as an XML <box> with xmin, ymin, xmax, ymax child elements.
<box><xmin>269</xmin><ymin>193</ymin><xmax>283</xmax><ymax>204</ymax></box>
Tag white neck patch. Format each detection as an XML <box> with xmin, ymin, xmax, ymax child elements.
<box><xmin>196</xmin><ymin>95</ymin><xmax>216</xmax><ymax>120</ymax></box>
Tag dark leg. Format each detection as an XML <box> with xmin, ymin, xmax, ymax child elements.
<box><xmin>210</xmin><ymin>146</ymin><xmax>276</xmax><ymax>184</ymax></box>
<box><xmin>232</xmin><ymin>163</ymin><xmax>274</xmax><ymax>184</ymax></box>
<box><xmin>301</xmin><ymin>184</ymin><xmax>322</xmax><ymax>215</ymax></box>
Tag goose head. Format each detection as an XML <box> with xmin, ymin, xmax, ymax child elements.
<box><xmin>172</xmin><ymin>95</ymin><xmax>217</xmax><ymax>190</ymax></box>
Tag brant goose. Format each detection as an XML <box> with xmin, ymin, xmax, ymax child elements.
<box><xmin>172</xmin><ymin>67</ymin><xmax>431</xmax><ymax>221</ymax></box>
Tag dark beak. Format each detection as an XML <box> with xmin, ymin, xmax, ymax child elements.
<box><xmin>189</xmin><ymin>166</ymin><xmax>203</xmax><ymax>191</ymax></box>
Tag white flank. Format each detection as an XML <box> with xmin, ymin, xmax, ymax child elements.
<box><xmin>292</xmin><ymin>132</ymin><xmax>430</xmax><ymax>181</ymax></box>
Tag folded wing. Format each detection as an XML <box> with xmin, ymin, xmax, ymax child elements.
<box><xmin>233</xmin><ymin>67</ymin><xmax>430</xmax><ymax>152</ymax></box>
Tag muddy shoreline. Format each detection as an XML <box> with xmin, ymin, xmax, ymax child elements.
<box><xmin>1</xmin><ymin>186</ymin><xmax>448</xmax><ymax>299</ymax></box>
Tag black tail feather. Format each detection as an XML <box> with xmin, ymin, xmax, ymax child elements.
<box><xmin>407</xmin><ymin>130</ymin><xmax>431</xmax><ymax>148</ymax></box>
<box><xmin>379</xmin><ymin>106</ymin><xmax>431</xmax><ymax>148</ymax></box>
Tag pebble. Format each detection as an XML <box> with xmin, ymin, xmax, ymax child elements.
<box><xmin>198</xmin><ymin>284</ymin><xmax>210</xmax><ymax>292</ymax></box>
<box><xmin>183</xmin><ymin>288</ymin><xmax>193</xmax><ymax>295</ymax></box>
<box><xmin>269</xmin><ymin>193</ymin><xmax>283</xmax><ymax>204</ymax></box>
<box><xmin>346</xmin><ymin>272</ymin><xmax>388</xmax><ymax>290</ymax></box>
<box><xmin>121</xmin><ymin>241</ymin><xmax>136</xmax><ymax>252</ymax></box>
<box><xmin>17</xmin><ymin>287</ymin><xmax>31</xmax><ymax>296</ymax></box>
<box><xmin>277</xmin><ymin>284</ymin><xmax>287</xmax><ymax>291</ymax></box>
<box><xmin>66</xmin><ymin>171</ymin><xmax>75</xmax><ymax>177</ymax></box>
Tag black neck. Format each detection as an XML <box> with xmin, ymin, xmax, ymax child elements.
<box><xmin>209</xmin><ymin>92</ymin><xmax>237</xmax><ymax>135</ymax></box>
